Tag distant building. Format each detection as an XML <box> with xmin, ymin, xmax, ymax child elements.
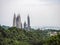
<box><xmin>48</xmin><ymin>32</ymin><xmax>57</xmax><ymax>36</ymax></box>
<box><xmin>13</xmin><ymin>13</ymin><xmax>31</xmax><ymax>30</ymax></box>
<box><xmin>13</xmin><ymin>13</ymin><xmax>16</xmax><ymax>27</ymax></box>
<box><xmin>13</xmin><ymin>13</ymin><xmax>22</xmax><ymax>29</ymax></box>
<box><xmin>16</xmin><ymin>14</ymin><xmax>22</xmax><ymax>28</ymax></box>
<box><xmin>21</xmin><ymin>22</ymin><xmax>22</xmax><ymax>29</ymax></box>
<box><xmin>24</xmin><ymin>22</ymin><xmax>26</xmax><ymax>29</ymax></box>
<box><xmin>27</xmin><ymin>15</ymin><xmax>30</xmax><ymax>30</ymax></box>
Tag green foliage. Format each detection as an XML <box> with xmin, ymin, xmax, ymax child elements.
<box><xmin>0</xmin><ymin>26</ymin><xmax>60</xmax><ymax>45</ymax></box>
<box><xmin>45</xmin><ymin>33</ymin><xmax>60</xmax><ymax>45</ymax></box>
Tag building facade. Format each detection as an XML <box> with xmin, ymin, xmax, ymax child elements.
<box><xmin>13</xmin><ymin>13</ymin><xmax>16</xmax><ymax>27</ymax></box>
<box><xmin>13</xmin><ymin>13</ymin><xmax>31</xmax><ymax>30</ymax></box>
<box><xmin>13</xmin><ymin>13</ymin><xmax>22</xmax><ymax>28</ymax></box>
<box><xmin>27</xmin><ymin>15</ymin><xmax>30</xmax><ymax>30</ymax></box>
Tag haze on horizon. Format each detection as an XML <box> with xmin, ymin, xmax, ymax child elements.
<box><xmin>0</xmin><ymin>0</ymin><xmax>60</xmax><ymax>28</ymax></box>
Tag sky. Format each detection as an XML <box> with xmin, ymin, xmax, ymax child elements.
<box><xmin>0</xmin><ymin>0</ymin><xmax>60</xmax><ymax>28</ymax></box>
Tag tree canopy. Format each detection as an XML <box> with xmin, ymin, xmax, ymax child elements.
<box><xmin>0</xmin><ymin>26</ymin><xmax>60</xmax><ymax>45</ymax></box>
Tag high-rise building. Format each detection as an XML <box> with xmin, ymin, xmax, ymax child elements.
<box><xmin>13</xmin><ymin>13</ymin><xmax>31</xmax><ymax>30</ymax></box>
<box><xmin>27</xmin><ymin>15</ymin><xmax>30</xmax><ymax>30</ymax></box>
<box><xmin>13</xmin><ymin>13</ymin><xmax>16</xmax><ymax>27</ymax></box>
<box><xmin>16</xmin><ymin>14</ymin><xmax>22</xmax><ymax>28</ymax></box>
<box><xmin>24</xmin><ymin>21</ymin><xmax>26</xmax><ymax>29</ymax></box>
<box><xmin>21</xmin><ymin>22</ymin><xmax>22</xmax><ymax>29</ymax></box>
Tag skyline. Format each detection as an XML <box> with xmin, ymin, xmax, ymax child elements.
<box><xmin>13</xmin><ymin>13</ymin><xmax>30</xmax><ymax>30</ymax></box>
<box><xmin>0</xmin><ymin>0</ymin><xmax>60</xmax><ymax>28</ymax></box>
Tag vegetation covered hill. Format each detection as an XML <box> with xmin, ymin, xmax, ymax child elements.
<box><xmin>0</xmin><ymin>25</ymin><xmax>60</xmax><ymax>45</ymax></box>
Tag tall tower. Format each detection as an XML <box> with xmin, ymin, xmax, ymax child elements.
<box><xmin>13</xmin><ymin>13</ymin><xmax>16</xmax><ymax>27</ymax></box>
<box><xmin>27</xmin><ymin>15</ymin><xmax>30</xmax><ymax>30</ymax></box>
<box><xmin>24</xmin><ymin>22</ymin><xmax>26</xmax><ymax>29</ymax></box>
<box><xmin>16</xmin><ymin>14</ymin><xmax>21</xmax><ymax>28</ymax></box>
<box><xmin>21</xmin><ymin>22</ymin><xmax>22</xmax><ymax>29</ymax></box>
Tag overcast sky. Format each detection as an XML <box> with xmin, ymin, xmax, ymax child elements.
<box><xmin>0</xmin><ymin>0</ymin><xmax>60</xmax><ymax>28</ymax></box>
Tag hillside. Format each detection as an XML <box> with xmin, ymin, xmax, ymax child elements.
<box><xmin>0</xmin><ymin>26</ymin><xmax>60</xmax><ymax>45</ymax></box>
